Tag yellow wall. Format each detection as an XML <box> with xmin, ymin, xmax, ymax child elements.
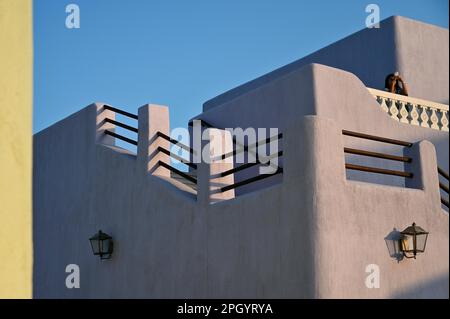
<box><xmin>0</xmin><ymin>0</ymin><xmax>33</xmax><ymax>298</ymax></box>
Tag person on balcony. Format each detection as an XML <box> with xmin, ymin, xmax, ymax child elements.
<box><xmin>384</xmin><ymin>72</ymin><xmax>409</xmax><ymax>96</ymax></box>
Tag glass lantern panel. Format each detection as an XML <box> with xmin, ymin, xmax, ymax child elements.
<box><xmin>101</xmin><ymin>238</ymin><xmax>111</xmax><ymax>254</ymax></box>
<box><xmin>416</xmin><ymin>233</ymin><xmax>428</xmax><ymax>252</ymax></box>
<box><xmin>401</xmin><ymin>235</ymin><xmax>414</xmax><ymax>252</ymax></box>
<box><xmin>90</xmin><ymin>239</ymin><xmax>100</xmax><ymax>255</ymax></box>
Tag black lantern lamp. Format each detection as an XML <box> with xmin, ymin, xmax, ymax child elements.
<box><xmin>89</xmin><ymin>230</ymin><xmax>113</xmax><ymax>260</ymax></box>
<box><xmin>399</xmin><ymin>223</ymin><xmax>429</xmax><ymax>259</ymax></box>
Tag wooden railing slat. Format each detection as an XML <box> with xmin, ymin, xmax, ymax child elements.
<box><xmin>221</xmin><ymin>168</ymin><xmax>283</xmax><ymax>192</ymax></box>
<box><xmin>342</xmin><ymin>130</ymin><xmax>412</xmax><ymax>147</ymax></box>
<box><xmin>157</xmin><ymin>161</ymin><xmax>197</xmax><ymax>184</ymax></box>
<box><xmin>104</xmin><ymin>130</ymin><xmax>137</xmax><ymax>146</ymax></box>
<box><xmin>345</xmin><ymin>163</ymin><xmax>413</xmax><ymax>178</ymax></box>
<box><xmin>105</xmin><ymin>118</ymin><xmax>138</xmax><ymax>133</ymax></box>
<box><xmin>344</xmin><ymin>147</ymin><xmax>411</xmax><ymax>162</ymax></box>
<box><xmin>104</xmin><ymin>105</ymin><xmax>138</xmax><ymax>120</ymax></box>
<box><xmin>157</xmin><ymin>146</ymin><xmax>197</xmax><ymax>170</ymax></box>
<box><xmin>438</xmin><ymin>167</ymin><xmax>450</xmax><ymax>181</ymax></box>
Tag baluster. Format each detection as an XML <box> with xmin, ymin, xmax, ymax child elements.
<box><xmin>398</xmin><ymin>100</ymin><xmax>409</xmax><ymax>123</ymax></box>
<box><xmin>408</xmin><ymin>103</ymin><xmax>420</xmax><ymax>126</ymax></box>
<box><xmin>388</xmin><ymin>99</ymin><xmax>399</xmax><ymax>121</ymax></box>
<box><xmin>378</xmin><ymin>96</ymin><xmax>389</xmax><ymax>114</ymax></box>
<box><xmin>419</xmin><ymin>106</ymin><xmax>430</xmax><ymax>128</ymax></box>
<box><xmin>440</xmin><ymin>110</ymin><xmax>449</xmax><ymax>132</ymax></box>
<box><xmin>429</xmin><ymin>108</ymin><xmax>439</xmax><ymax>130</ymax></box>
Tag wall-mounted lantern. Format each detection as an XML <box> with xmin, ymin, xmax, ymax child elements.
<box><xmin>399</xmin><ymin>223</ymin><xmax>429</xmax><ymax>259</ymax></box>
<box><xmin>89</xmin><ymin>230</ymin><xmax>113</xmax><ymax>260</ymax></box>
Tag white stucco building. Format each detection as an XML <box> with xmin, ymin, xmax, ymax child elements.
<box><xmin>33</xmin><ymin>16</ymin><xmax>449</xmax><ymax>298</ymax></box>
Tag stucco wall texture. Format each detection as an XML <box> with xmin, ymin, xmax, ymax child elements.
<box><xmin>193</xmin><ymin>63</ymin><xmax>449</xmax><ymax>193</ymax></box>
<box><xmin>0</xmin><ymin>0</ymin><xmax>33</xmax><ymax>299</ymax></box>
<box><xmin>33</xmin><ymin>62</ymin><xmax>448</xmax><ymax>298</ymax></box>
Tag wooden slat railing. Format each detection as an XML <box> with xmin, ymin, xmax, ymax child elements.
<box><xmin>438</xmin><ymin>167</ymin><xmax>449</xmax><ymax>181</ymax></box>
<box><xmin>154</xmin><ymin>131</ymin><xmax>198</xmax><ymax>185</ymax></box>
<box><xmin>438</xmin><ymin>166</ymin><xmax>449</xmax><ymax>209</ymax></box>
<box><xmin>104</xmin><ymin>105</ymin><xmax>138</xmax><ymax>120</ymax></box>
<box><xmin>105</xmin><ymin>118</ymin><xmax>138</xmax><ymax>133</ymax></box>
<box><xmin>342</xmin><ymin>130</ymin><xmax>413</xmax><ymax>178</ymax></box>
<box><xmin>156</xmin><ymin>131</ymin><xmax>194</xmax><ymax>155</ymax></box>
<box><xmin>344</xmin><ymin>147</ymin><xmax>411</xmax><ymax>163</ymax></box>
<box><xmin>221</xmin><ymin>167</ymin><xmax>283</xmax><ymax>192</ymax></box>
<box><xmin>220</xmin><ymin>151</ymin><xmax>283</xmax><ymax>178</ymax></box>
<box><xmin>104</xmin><ymin>130</ymin><xmax>137</xmax><ymax>146</ymax></box>
<box><xmin>157</xmin><ymin>146</ymin><xmax>197</xmax><ymax>170</ymax></box>
<box><xmin>189</xmin><ymin>119</ymin><xmax>282</xmax><ymax>161</ymax></box>
<box><xmin>189</xmin><ymin>119</ymin><xmax>284</xmax><ymax>194</ymax></box>
<box><xmin>345</xmin><ymin>163</ymin><xmax>413</xmax><ymax>178</ymax></box>
<box><xmin>157</xmin><ymin>161</ymin><xmax>197</xmax><ymax>184</ymax></box>
<box><xmin>220</xmin><ymin>133</ymin><xmax>283</xmax><ymax>160</ymax></box>
<box><xmin>342</xmin><ymin>130</ymin><xmax>412</xmax><ymax>147</ymax></box>
<box><xmin>102</xmin><ymin>105</ymin><xmax>138</xmax><ymax>147</ymax></box>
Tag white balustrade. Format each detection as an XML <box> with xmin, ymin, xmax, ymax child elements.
<box><xmin>367</xmin><ymin>88</ymin><xmax>449</xmax><ymax>132</ymax></box>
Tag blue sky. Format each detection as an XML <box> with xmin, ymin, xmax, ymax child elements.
<box><xmin>34</xmin><ymin>0</ymin><xmax>448</xmax><ymax>136</ymax></box>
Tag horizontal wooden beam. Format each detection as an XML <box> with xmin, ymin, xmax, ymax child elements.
<box><xmin>342</xmin><ymin>130</ymin><xmax>412</xmax><ymax>147</ymax></box>
<box><xmin>438</xmin><ymin>167</ymin><xmax>449</xmax><ymax>181</ymax></box>
<box><xmin>220</xmin><ymin>151</ymin><xmax>283</xmax><ymax>177</ymax></box>
<box><xmin>105</xmin><ymin>118</ymin><xmax>138</xmax><ymax>133</ymax></box>
<box><xmin>441</xmin><ymin>197</ymin><xmax>449</xmax><ymax>209</ymax></box>
<box><xmin>439</xmin><ymin>182</ymin><xmax>449</xmax><ymax>194</ymax></box>
<box><xmin>104</xmin><ymin>130</ymin><xmax>137</xmax><ymax>146</ymax></box>
<box><xmin>104</xmin><ymin>105</ymin><xmax>138</xmax><ymax>120</ymax></box>
<box><xmin>344</xmin><ymin>147</ymin><xmax>411</xmax><ymax>162</ymax></box>
<box><xmin>345</xmin><ymin>163</ymin><xmax>413</xmax><ymax>178</ymax></box>
<box><xmin>157</xmin><ymin>161</ymin><xmax>197</xmax><ymax>184</ymax></box>
<box><xmin>221</xmin><ymin>168</ymin><xmax>283</xmax><ymax>192</ymax></box>
<box><xmin>157</xmin><ymin>146</ymin><xmax>197</xmax><ymax>170</ymax></box>
<box><xmin>156</xmin><ymin>131</ymin><xmax>194</xmax><ymax>155</ymax></box>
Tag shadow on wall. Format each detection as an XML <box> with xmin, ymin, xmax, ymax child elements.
<box><xmin>390</xmin><ymin>273</ymin><xmax>449</xmax><ymax>299</ymax></box>
<box><xmin>384</xmin><ymin>228</ymin><xmax>404</xmax><ymax>262</ymax></box>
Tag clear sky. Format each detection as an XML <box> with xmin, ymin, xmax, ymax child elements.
<box><xmin>33</xmin><ymin>0</ymin><xmax>449</xmax><ymax>135</ymax></box>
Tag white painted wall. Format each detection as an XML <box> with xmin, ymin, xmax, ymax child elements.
<box><xmin>33</xmin><ymin>65</ymin><xmax>448</xmax><ymax>298</ymax></box>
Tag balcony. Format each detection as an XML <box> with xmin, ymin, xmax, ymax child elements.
<box><xmin>368</xmin><ymin>88</ymin><xmax>449</xmax><ymax>131</ymax></box>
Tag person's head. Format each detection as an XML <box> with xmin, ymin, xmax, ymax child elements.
<box><xmin>385</xmin><ymin>73</ymin><xmax>396</xmax><ymax>90</ymax></box>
